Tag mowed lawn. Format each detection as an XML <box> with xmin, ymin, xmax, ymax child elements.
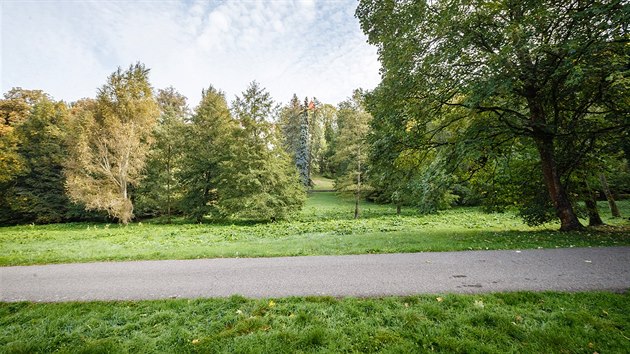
<box><xmin>2</xmin><ymin>292</ymin><xmax>629</xmax><ymax>353</ymax></box>
<box><xmin>0</xmin><ymin>192</ymin><xmax>629</xmax><ymax>266</ymax></box>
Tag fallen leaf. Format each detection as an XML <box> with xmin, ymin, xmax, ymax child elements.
<box><xmin>436</xmin><ymin>297</ymin><xmax>443</xmax><ymax>302</ymax></box>
<box><xmin>515</xmin><ymin>315</ymin><xmax>523</xmax><ymax>322</ymax></box>
<box><xmin>588</xmin><ymin>342</ymin><xmax>594</xmax><ymax>348</ymax></box>
<box><xmin>474</xmin><ymin>300</ymin><xmax>484</xmax><ymax>309</ymax></box>
<box><xmin>192</xmin><ymin>339</ymin><xmax>200</xmax><ymax>345</ymax></box>
<box><xmin>236</xmin><ymin>309</ymin><xmax>243</xmax><ymax>315</ymax></box>
<box><xmin>404</xmin><ymin>302</ymin><xmax>410</xmax><ymax>307</ymax></box>
<box><xmin>268</xmin><ymin>300</ymin><xmax>276</xmax><ymax>308</ymax></box>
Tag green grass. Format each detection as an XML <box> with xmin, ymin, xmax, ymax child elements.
<box><xmin>1</xmin><ymin>292</ymin><xmax>629</xmax><ymax>353</ymax></box>
<box><xmin>0</xmin><ymin>193</ymin><xmax>628</xmax><ymax>266</ymax></box>
<box><xmin>311</xmin><ymin>175</ymin><xmax>335</xmax><ymax>191</ymax></box>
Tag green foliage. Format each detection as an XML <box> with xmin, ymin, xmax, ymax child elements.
<box><xmin>357</xmin><ymin>0</ymin><xmax>629</xmax><ymax>230</ymax></box>
<box><xmin>333</xmin><ymin>90</ymin><xmax>372</xmax><ymax>217</ymax></box>
<box><xmin>177</xmin><ymin>86</ymin><xmax>235</xmax><ymax>221</ymax></box>
<box><xmin>218</xmin><ymin>82</ymin><xmax>306</xmax><ymax>220</ymax></box>
<box><xmin>0</xmin><ymin>91</ymin><xmax>99</xmax><ymax>225</ymax></box>
<box><xmin>135</xmin><ymin>87</ymin><xmax>189</xmax><ymax>218</ymax></box>
<box><xmin>64</xmin><ymin>63</ymin><xmax>160</xmax><ymax>224</ymax></box>
<box><xmin>2</xmin><ymin>293</ymin><xmax>629</xmax><ymax>353</ymax></box>
<box><xmin>1</xmin><ymin>193</ymin><xmax>628</xmax><ymax>266</ymax></box>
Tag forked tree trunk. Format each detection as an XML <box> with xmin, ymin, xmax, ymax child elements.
<box><xmin>584</xmin><ymin>181</ymin><xmax>604</xmax><ymax>226</ymax></box>
<box><xmin>534</xmin><ymin>137</ymin><xmax>583</xmax><ymax>231</ymax></box>
<box><xmin>528</xmin><ymin>96</ymin><xmax>582</xmax><ymax>231</ymax></box>
<box><xmin>599</xmin><ymin>173</ymin><xmax>621</xmax><ymax>218</ymax></box>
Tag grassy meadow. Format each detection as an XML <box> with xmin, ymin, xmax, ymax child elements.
<box><xmin>2</xmin><ymin>180</ymin><xmax>629</xmax><ymax>353</ymax></box>
<box><xmin>1</xmin><ymin>188</ymin><xmax>629</xmax><ymax>266</ymax></box>
<box><xmin>2</xmin><ymin>292</ymin><xmax>629</xmax><ymax>353</ymax></box>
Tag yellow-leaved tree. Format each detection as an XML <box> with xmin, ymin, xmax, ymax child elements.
<box><xmin>64</xmin><ymin>63</ymin><xmax>159</xmax><ymax>224</ymax></box>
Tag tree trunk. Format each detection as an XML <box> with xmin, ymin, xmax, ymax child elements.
<box><xmin>599</xmin><ymin>173</ymin><xmax>621</xmax><ymax>217</ymax></box>
<box><xmin>534</xmin><ymin>137</ymin><xmax>583</xmax><ymax>231</ymax></box>
<box><xmin>355</xmin><ymin>155</ymin><xmax>361</xmax><ymax>219</ymax></box>
<box><xmin>584</xmin><ymin>180</ymin><xmax>604</xmax><ymax>226</ymax></box>
<box><xmin>528</xmin><ymin>96</ymin><xmax>582</xmax><ymax>231</ymax></box>
<box><xmin>167</xmin><ymin>144</ymin><xmax>172</xmax><ymax>224</ymax></box>
<box><xmin>396</xmin><ymin>204</ymin><xmax>401</xmax><ymax>215</ymax></box>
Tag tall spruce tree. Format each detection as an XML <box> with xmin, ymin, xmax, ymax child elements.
<box><xmin>295</xmin><ymin>98</ymin><xmax>311</xmax><ymax>187</ymax></box>
<box><xmin>135</xmin><ymin>87</ymin><xmax>189</xmax><ymax>220</ymax></box>
<box><xmin>178</xmin><ymin>86</ymin><xmax>236</xmax><ymax>222</ymax></box>
<box><xmin>218</xmin><ymin>81</ymin><xmax>305</xmax><ymax>220</ymax></box>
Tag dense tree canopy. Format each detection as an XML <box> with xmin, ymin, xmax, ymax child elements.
<box><xmin>64</xmin><ymin>63</ymin><xmax>160</xmax><ymax>224</ymax></box>
<box><xmin>357</xmin><ymin>0</ymin><xmax>629</xmax><ymax>230</ymax></box>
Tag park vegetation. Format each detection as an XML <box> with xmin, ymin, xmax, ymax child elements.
<box><xmin>1</xmin><ymin>1</ymin><xmax>628</xmax><ymax>231</ymax></box>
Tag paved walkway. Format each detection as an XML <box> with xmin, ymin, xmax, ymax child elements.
<box><xmin>1</xmin><ymin>247</ymin><xmax>629</xmax><ymax>302</ymax></box>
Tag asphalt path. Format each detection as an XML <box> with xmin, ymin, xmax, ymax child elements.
<box><xmin>1</xmin><ymin>247</ymin><xmax>629</xmax><ymax>302</ymax></box>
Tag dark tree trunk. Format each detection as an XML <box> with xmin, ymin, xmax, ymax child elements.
<box><xmin>528</xmin><ymin>97</ymin><xmax>583</xmax><ymax>231</ymax></box>
<box><xmin>584</xmin><ymin>180</ymin><xmax>604</xmax><ymax>226</ymax></box>
<box><xmin>599</xmin><ymin>173</ymin><xmax>621</xmax><ymax>217</ymax></box>
<box><xmin>533</xmin><ymin>137</ymin><xmax>583</xmax><ymax>231</ymax></box>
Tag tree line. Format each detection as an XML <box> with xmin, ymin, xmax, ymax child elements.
<box><xmin>0</xmin><ymin>64</ymin><xmax>367</xmax><ymax>225</ymax></box>
<box><xmin>1</xmin><ymin>0</ymin><xmax>628</xmax><ymax>230</ymax></box>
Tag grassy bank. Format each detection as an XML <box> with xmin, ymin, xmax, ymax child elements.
<box><xmin>1</xmin><ymin>193</ymin><xmax>628</xmax><ymax>266</ymax></box>
<box><xmin>2</xmin><ymin>292</ymin><xmax>629</xmax><ymax>353</ymax></box>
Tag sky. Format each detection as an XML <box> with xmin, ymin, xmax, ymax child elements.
<box><xmin>1</xmin><ymin>0</ymin><xmax>381</xmax><ymax>107</ymax></box>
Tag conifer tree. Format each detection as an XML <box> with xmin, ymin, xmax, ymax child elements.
<box><xmin>218</xmin><ymin>82</ymin><xmax>305</xmax><ymax>220</ymax></box>
<box><xmin>178</xmin><ymin>86</ymin><xmax>236</xmax><ymax>222</ymax></box>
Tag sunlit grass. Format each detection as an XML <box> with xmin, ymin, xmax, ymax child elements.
<box><xmin>2</xmin><ymin>292</ymin><xmax>629</xmax><ymax>353</ymax></box>
<box><xmin>0</xmin><ymin>193</ymin><xmax>628</xmax><ymax>266</ymax></box>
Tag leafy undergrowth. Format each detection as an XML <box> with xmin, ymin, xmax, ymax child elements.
<box><xmin>1</xmin><ymin>292</ymin><xmax>628</xmax><ymax>353</ymax></box>
<box><xmin>0</xmin><ymin>193</ymin><xmax>628</xmax><ymax>266</ymax></box>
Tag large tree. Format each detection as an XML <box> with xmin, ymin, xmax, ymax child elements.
<box><xmin>0</xmin><ymin>92</ymin><xmax>91</xmax><ymax>224</ymax></box>
<box><xmin>135</xmin><ymin>87</ymin><xmax>189</xmax><ymax>220</ymax></box>
<box><xmin>357</xmin><ymin>0</ymin><xmax>629</xmax><ymax>230</ymax></box>
<box><xmin>64</xmin><ymin>63</ymin><xmax>160</xmax><ymax>224</ymax></box>
<box><xmin>218</xmin><ymin>82</ymin><xmax>305</xmax><ymax>220</ymax></box>
<box><xmin>178</xmin><ymin>86</ymin><xmax>236</xmax><ymax>221</ymax></box>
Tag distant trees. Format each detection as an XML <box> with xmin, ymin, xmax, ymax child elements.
<box><xmin>64</xmin><ymin>63</ymin><xmax>160</xmax><ymax>225</ymax></box>
<box><xmin>333</xmin><ymin>90</ymin><xmax>372</xmax><ymax>219</ymax></box>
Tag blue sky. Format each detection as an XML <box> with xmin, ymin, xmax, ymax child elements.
<box><xmin>1</xmin><ymin>0</ymin><xmax>380</xmax><ymax>107</ymax></box>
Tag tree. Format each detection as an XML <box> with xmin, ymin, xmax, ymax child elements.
<box><xmin>0</xmin><ymin>92</ymin><xmax>92</xmax><ymax>224</ymax></box>
<box><xmin>218</xmin><ymin>81</ymin><xmax>306</xmax><ymax>220</ymax></box>
<box><xmin>178</xmin><ymin>86</ymin><xmax>236</xmax><ymax>222</ymax></box>
<box><xmin>64</xmin><ymin>63</ymin><xmax>160</xmax><ymax>224</ymax></box>
<box><xmin>333</xmin><ymin>90</ymin><xmax>372</xmax><ymax>219</ymax></box>
<box><xmin>135</xmin><ymin>87</ymin><xmax>189</xmax><ymax>220</ymax></box>
<box><xmin>357</xmin><ymin>0</ymin><xmax>629</xmax><ymax>230</ymax></box>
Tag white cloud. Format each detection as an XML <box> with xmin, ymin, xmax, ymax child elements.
<box><xmin>1</xmin><ymin>0</ymin><xmax>380</xmax><ymax>107</ymax></box>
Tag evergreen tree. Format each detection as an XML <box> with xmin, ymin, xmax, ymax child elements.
<box><xmin>295</xmin><ymin>97</ymin><xmax>311</xmax><ymax>187</ymax></box>
<box><xmin>218</xmin><ymin>82</ymin><xmax>305</xmax><ymax>220</ymax></box>
<box><xmin>135</xmin><ymin>87</ymin><xmax>189</xmax><ymax>220</ymax></box>
<box><xmin>178</xmin><ymin>86</ymin><xmax>236</xmax><ymax>222</ymax></box>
